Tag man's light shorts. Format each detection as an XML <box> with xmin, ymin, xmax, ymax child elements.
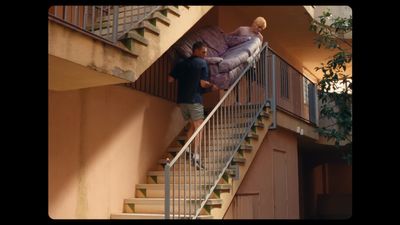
<box><xmin>179</xmin><ymin>103</ymin><xmax>204</xmax><ymax>121</ymax></box>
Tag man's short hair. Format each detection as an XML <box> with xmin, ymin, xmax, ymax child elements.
<box><xmin>192</xmin><ymin>41</ymin><xmax>206</xmax><ymax>52</ymax></box>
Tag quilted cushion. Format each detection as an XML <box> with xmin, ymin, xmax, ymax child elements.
<box><xmin>199</xmin><ymin>26</ymin><xmax>228</xmax><ymax>56</ymax></box>
<box><xmin>172</xmin><ymin>26</ymin><xmax>262</xmax><ymax>90</ymax></box>
<box><xmin>174</xmin><ymin>31</ymin><xmax>202</xmax><ymax>58</ymax></box>
<box><xmin>205</xmin><ymin>57</ymin><xmax>223</xmax><ymax>64</ymax></box>
<box><xmin>218</xmin><ymin>47</ymin><xmax>250</xmax><ymax>73</ymax></box>
<box><xmin>210</xmin><ymin>72</ymin><xmax>231</xmax><ymax>90</ymax></box>
<box><xmin>224</xmin><ymin>34</ymin><xmax>251</xmax><ymax>47</ymax></box>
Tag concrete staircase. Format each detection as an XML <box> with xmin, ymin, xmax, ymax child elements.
<box><xmin>48</xmin><ymin>5</ymin><xmax>213</xmax><ymax>90</ymax></box>
<box><xmin>110</xmin><ymin>104</ymin><xmax>273</xmax><ymax>219</ymax></box>
<box><xmin>99</xmin><ymin>5</ymin><xmax>213</xmax><ymax>82</ymax></box>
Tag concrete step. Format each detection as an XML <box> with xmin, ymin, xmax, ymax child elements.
<box><xmin>167</xmin><ymin>144</ymin><xmax>252</xmax><ymax>155</ymax></box>
<box><xmin>166</xmin><ymin>155</ymin><xmax>244</xmax><ymax>164</ymax></box>
<box><xmin>135</xmin><ymin>183</ymin><xmax>232</xmax><ymax>198</ymax></box>
<box><xmin>159</xmin><ymin>6</ymin><xmax>181</xmax><ymax>17</ymax></box>
<box><xmin>92</xmin><ymin>20</ymin><xmax>160</xmax><ymax>39</ymax></box>
<box><xmin>123</xmin><ymin>197</ymin><xmax>222</xmax><ymax>215</ymax></box>
<box><xmin>147</xmin><ymin>170</ymin><xmax>230</xmax><ymax>184</ymax></box>
<box><xmin>111</xmin><ymin>212</ymin><xmax>213</xmax><ymax>219</ymax></box>
<box><xmin>148</xmin><ymin>11</ymin><xmax>171</xmax><ymax>26</ymax></box>
<box><xmin>123</xmin><ymin>30</ymin><xmax>149</xmax><ymax>46</ymax></box>
<box><xmin>203</xmin><ymin>131</ymin><xmax>257</xmax><ymax>140</ymax></box>
<box><xmin>117</xmin><ymin>6</ymin><xmax>160</xmax><ymax>14</ymax></box>
<box><xmin>167</xmin><ymin>144</ymin><xmax>252</xmax><ymax>156</ymax></box>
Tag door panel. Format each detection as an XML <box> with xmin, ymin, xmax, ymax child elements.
<box><xmin>273</xmin><ymin>149</ymin><xmax>288</xmax><ymax>218</ymax></box>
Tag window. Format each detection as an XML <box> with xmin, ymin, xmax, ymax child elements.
<box><xmin>303</xmin><ymin>77</ymin><xmax>310</xmax><ymax>104</ymax></box>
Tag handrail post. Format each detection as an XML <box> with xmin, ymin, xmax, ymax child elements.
<box><xmin>264</xmin><ymin>43</ymin><xmax>269</xmax><ymax>104</ymax></box>
<box><xmin>314</xmin><ymin>83</ymin><xmax>319</xmax><ymax>127</ymax></box>
<box><xmin>271</xmin><ymin>54</ymin><xmax>277</xmax><ymax>129</ymax></box>
<box><xmin>165</xmin><ymin>163</ymin><xmax>170</xmax><ymax>219</ymax></box>
<box><xmin>112</xmin><ymin>6</ymin><xmax>119</xmax><ymax>43</ymax></box>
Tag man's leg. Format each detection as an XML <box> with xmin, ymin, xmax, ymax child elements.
<box><xmin>193</xmin><ymin>119</ymin><xmax>204</xmax><ymax>152</ymax></box>
<box><xmin>192</xmin><ymin>119</ymin><xmax>204</xmax><ymax>169</ymax></box>
<box><xmin>188</xmin><ymin>103</ymin><xmax>205</xmax><ymax>169</ymax></box>
<box><xmin>178</xmin><ymin>104</ymin><xmax>193</xmax><ymax>157</ymax></box>
<box><xmin>186</xmin><ymin>121</ymin><xmax>195</xmax><ymax>144</ymax></box>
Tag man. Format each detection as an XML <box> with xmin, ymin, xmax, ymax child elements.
<box><xmin>168</xmin><ymin>41</ymin><xmax>218</xmax><ymax>169</ymax></box>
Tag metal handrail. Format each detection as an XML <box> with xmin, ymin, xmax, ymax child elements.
<box><xmin>164</xmin><ymin>43</ymin><xmax>271</xmax><ymax>219</ymax></box>
<box><xmin>168</xmin><ymin>45</ymin><xmax>268</xmax><ymax>166</ymax></box>
<box><xmin>267</xmin><ymin>49</ymin><xmax>318</xmax><ymax>125</ymax></box>
<box><xmin>116</xmin><ymin>6</ymin><xmax>161</xmax><ymax>41</ymax></box>
<box><xmin>48</xmin><ymin>5</ymin><xmax>162</xmax><ymax>43</ymax></box>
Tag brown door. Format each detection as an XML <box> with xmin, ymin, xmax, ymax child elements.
<box><xmin>232</xmin><ymin>193</ymin><xmax>260</xmax><ymax>219</ymax></box>
<box><xmin>273</xmin><ymin>149</ymin><xmax>288</xmax><ymax>218</ymax></box>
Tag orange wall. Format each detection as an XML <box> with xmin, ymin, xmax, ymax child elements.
<box><xmin>48</xmin><ymin>85</ymin><xmax>185</xmax><ymax>219</ymax></box>
<box><xmin>212</xmin><ymin>6</ymin><xmax>305</xmax><ymax>72</ymax></box>
<box><xmin>224</xmin><ymin>128</ymin><xmax>299</xmax><ymax>219</ymax></box>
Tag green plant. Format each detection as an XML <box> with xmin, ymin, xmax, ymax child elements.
<box><xmin>310</xmin><ymin>9</ymin><xmax>352</xmax><ymax>164</ymax></box>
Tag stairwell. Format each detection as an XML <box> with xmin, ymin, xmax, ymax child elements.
<box><xmin>49</xmin><ymin>5</ymin><xmax>213</xmax><ymax>90</ymax></box>
<box><xmin>111</xmin><ymin>44</ymin><xmax>275</xmax><ymax>219</ymax></box>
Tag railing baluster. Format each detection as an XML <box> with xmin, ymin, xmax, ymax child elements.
<box><xmin>64</xmin><ymin>6</ymin><xmax>67</xmax><ymax>21</ymax></box>
<box><xmin>106</xmin><ymin>6</ymin><xmax>110</xmax><ymax>40</ymax></box>
<box><xmin>73</xmin><ymin>6</ymin><xmax>78</xmax><ymax>25</ymax></box>
<box><xmin>99</xmin><ymin>6</ymin><xmax>103</xmax><ymax>37</ymax></box>
<box><xmin>123</xmin><ymin>6</ymin><xmax>127</xmax><ymax>32</ymax></box>
<box><xmin>83</xmin><ymin>6</ymin><xmax>87</xmax><ymax>30</ymax></box>
<box><xmin>165</xmin><ymin>163</ymin><xmax>170</xmax><ymax>219</ymax></box>
<box><xmin>184</xmin><ymin>148</ymin><xmax>186</xmax><ymax>218</ymax></box>
<box><xmin>91</xmin><ymin>6</ymin><xmax>95</xmax><ymax>33</ymax></box>
<box><xmin>112</xmin><ymin>6</ymin><xmax>118</xmax><ymax>42</ymax></box>
<box><xmin>271</xmin><ymin>54</ymin><xmax>277</xmax><ymax>128</ymax></box>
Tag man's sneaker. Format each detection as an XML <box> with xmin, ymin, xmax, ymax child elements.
<box><xmin>192</xmin><ymin>153</ymin><xmax>204</xmax><ymax>170</ymax></box>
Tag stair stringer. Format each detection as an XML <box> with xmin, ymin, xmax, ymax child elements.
<box><xmin>208</xmin><ymin>115</ymin><xmax>273</xmax><ymax>219</ymax></box>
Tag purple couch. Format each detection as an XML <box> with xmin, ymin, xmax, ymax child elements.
<box><xmin>172</xmin><ymin>26</ymin><xmax>262</xmax><ymax>89</ymax></box>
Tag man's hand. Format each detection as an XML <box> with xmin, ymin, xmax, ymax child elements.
<box><xmin>200</xmin><ymin>80</ymin><xmax>211</xmax><ymax>88</ymax></box>
<box><xmin>200</xmin><ymin>80</ymin><xmax>219</xmax><ymax>91</ymax></box>
<box><xmin>211</xmin><ymin>84</ymin><xmax>219</xmax><ymax>91</ymax></box>
<box><xmin>167</xmin><ymin>75</ymin><xmax>175</xmax><ymax>83</ymax></box>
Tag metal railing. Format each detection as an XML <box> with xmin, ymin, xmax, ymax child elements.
<box><xmin>164</xmin><ymin>43</ymin><xmax>270</xmax><ymax>219</ymax></box>
<box><xmin>125</xmin><ymin>49</ymin><xmax>178</xmax><ymax>102</ymax></box>
<box><xmin>48</xmin><ymin>6</ymin><xmax>160</xmax><ymax>43</ymax></box>
<box><xmin>267</xmin><ymin>49</ymin><xmax>318</xmax><ymax>125</ymax></box>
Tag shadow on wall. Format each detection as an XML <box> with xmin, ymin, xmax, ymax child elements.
<box><xmin>316</xmin><ymin>193</ymin><xmax>352</xmax><ymax>219</ymax></box>
<box><xmin>137</xmin><ymin>94</ymin><xmax>186</xmax><ymax>181</ymax></box>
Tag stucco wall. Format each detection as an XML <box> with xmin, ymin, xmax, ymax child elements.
<box><xmin>48</xmin><ymin>85</ymin><xmax>185</xmax><ymax>219</ymax></box>
<box><xmin>224</xmin><ymin>128</ymin><xmax>299</xmax><ymax>219</ymax></box>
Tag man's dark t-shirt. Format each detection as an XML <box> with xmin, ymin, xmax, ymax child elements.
<box><xmin>170</xmin><ymin>56</ymin><xmax>209</xmax><ymax>104</ymax></box>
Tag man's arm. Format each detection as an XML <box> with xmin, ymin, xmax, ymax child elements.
<box><xmin>200</xmin><ymin>80</ymin><xmax>219</xmax><ymax>91</ymax></box>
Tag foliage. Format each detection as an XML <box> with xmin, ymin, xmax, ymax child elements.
<box><xmin>310</xmin><ymin>9</ymin><xmax>352</xmax><ymax>163</ymax></box>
